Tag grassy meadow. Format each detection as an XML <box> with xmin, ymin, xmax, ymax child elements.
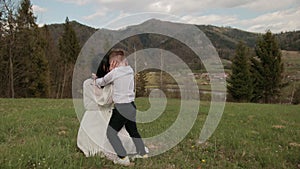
<box><xmin>0</xmin><ymin>98</ymin><xmax>299</xmax><ymax>169</ymax></box>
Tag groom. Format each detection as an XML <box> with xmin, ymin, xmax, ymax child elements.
<box><xmin>94</xmin><ymin>49</ymin><xmax>147</xmax><ymax>166</ymax></box>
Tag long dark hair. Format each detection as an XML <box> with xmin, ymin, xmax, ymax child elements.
<box><xmin>96</xmin><ymin>54</ymin><xmax>110</xmax><ymax>78</ymax></box>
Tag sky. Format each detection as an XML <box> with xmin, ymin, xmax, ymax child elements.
<box><xmin>30</xmin><ymin>0</ymin><xmax>300</xmax><ymax>33</ymax></box>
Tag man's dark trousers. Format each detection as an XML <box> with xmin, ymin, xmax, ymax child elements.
<box><xmin>106</xmin><ymin>102</ymin><xmax>146</xmax><ymax>158</ymax></box>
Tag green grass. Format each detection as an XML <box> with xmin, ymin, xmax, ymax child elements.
<box><xmin>282</xmin><ymin>50</ymin><xmax>300</xmax><ymax>73</ymax></box>
<box><xmin>0</xmin><ymin>98</ymin><xmax>299</xmax><ymax>169</ymax></box>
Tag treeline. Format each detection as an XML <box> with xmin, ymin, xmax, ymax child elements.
<box><xmin>0</xmin><ymin>0</ymin><xmax>80</xmax><ymax>98</ymax></box>
<box><xmin>227</xmin><ymin>31</ymin><xmax>300</xmax><ymax>104</ymax></box>
<box><xmin>197</xmin><ymin>25</ymin><xmax>300</xmax><ymax>60</ymax></box>
<box><xmin>1</xmin><ymin>0</ymin><xmax>300</xmax><ymax>103</ymax></box>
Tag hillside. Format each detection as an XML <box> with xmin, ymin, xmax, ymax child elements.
<box><xmin>45</xmin><ymin>19</ymin><xmax>300</xmax><ymax>60</ymax></box>
<box><xmin>196</xmin><ymin>25</ymin><xmax>300</xmax><ymax>59</ymax></box>
<box><xmin>276</xmin><ymin>31</ymin><xmax>300</xmax><ymax>51</ymax></box>
<box><xmin>46</xmin><ymin>21</ymin><xmax>97</xmax><ymax>47</ymax></box>
<box><xmin>196</xmin><ymin>25</ymin><xmax>259</xmax><ymax>59</ymax></box>
<box><xmin>44</xmin><ymin>19</ymin><xmax>300</xmax><ymax>102</ymax></box>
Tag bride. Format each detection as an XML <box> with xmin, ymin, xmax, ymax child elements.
<box><xmin>77</xmin><ymin>55</ymin><xmax>146</xmax><ymax>160</ymax></box>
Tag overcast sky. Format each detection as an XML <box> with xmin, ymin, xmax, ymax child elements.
<box><xmin>31</xmin><ymin>0</ymin><xmax>300</xmax><ymax>33</ymax></box>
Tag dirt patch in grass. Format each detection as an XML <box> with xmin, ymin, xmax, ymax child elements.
<box><xmin>272</xmin><ymin>125</ymin><xmax>285</xmax><ymax>129</ymax></box>
<box><xmin>289</xmin><ymin>142</ymin><xmax>300</xmax><ymax>147</ymax></box>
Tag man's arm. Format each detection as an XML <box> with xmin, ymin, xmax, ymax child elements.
<box><xmin>95</xmin><ymin>69</ymin><xmax>115</xmax><ymax>86</ymax></box>
<box><xmin>96</xmin><ymin>60</ymin><xmax>119</xmax><ymax>86</ymax></box>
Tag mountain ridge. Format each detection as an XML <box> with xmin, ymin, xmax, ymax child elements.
<box><xmin>44</xmin><ymin>19</ymin><xmax>300</xmax><ymax>60</ymax></box>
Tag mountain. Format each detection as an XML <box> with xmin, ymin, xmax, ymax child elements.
<box><xmin>41</xmin><ymin>19</ymin><xmax>299</xmax><ymax>100</ymax></box>
<box><xmin>196</xmin><ymin>25</ymin><xmax>259</xmax><ymax>59</ymax></box>
<box><xmin>276</xmin><ymin>31</ymin><xmax>300</xmax><ymax>51</ymax></box>
<box><xmin>45</xmin><ymin>21</ymin><xmax>97</xmax><ymax>47</ymax></box>
<box><xmin>45</xmin><ymin>19</ymin><xmax>300</xmax><ymax>60</ymax></box>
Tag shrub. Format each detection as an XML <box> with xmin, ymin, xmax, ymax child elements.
<box><xmin>292</xmin><ymin>86</ymin><xmax>300</xmax><ymax>104</ymax></box>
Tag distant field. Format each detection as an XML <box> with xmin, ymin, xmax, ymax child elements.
<box><xmin>144</xmin><ymin>50</ymin><xmax>300</xmax><ymax>102</ymax></box>
<box><xmin>0</xmin><ymin>98</ymin><xmax>299</xmax><ymax>168</ymax></box>
<box><xmin>280</xmin><ymin>50</ymin><xmax>300</xmax><ymax>103</ymax></box>
<box><xmin>282</xmin><ymin>50</ymin><xmax>300</xmax><ymax>73</ymax></box>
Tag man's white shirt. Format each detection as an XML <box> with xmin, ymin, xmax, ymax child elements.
<box><xmin>96</xmin><ymin>66</ymin><xmax>135</xmax><ymax>104</ymax></box>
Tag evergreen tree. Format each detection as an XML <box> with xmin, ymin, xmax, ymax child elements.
<box><xmin>16</xmin><ymin>0</ymin><xmax>35</xmax><ymax>28</ymax></box>
<box><xmin>250</xmin><ymin>57</ymin><xmax>264</xmax><ymax>102</ymax></box>
<box><xmin>292</xmin><ymin>85</ymin><xmax>300</xmax><ymax>105</ymax></box>
<box><xmin>135</xmin><ymin>71</ymin><xmax>148</xmax><ymax>97</ymax></box>
<box><xmin>251</xmin><ymin>30</ymin><xmax>283</xmax><ymax>103</ymax></box>
<box><xmin>227</xmin><ymin>42</ymin><xmax>252</xmax><ymax>102</ymax></box>
<box><xmin>0</xmin><ymin>0</ymin><xmax>17</xmax><ymax>97</ymax></box>
<box><xmin>40</xmin><ymin>25</ymin><xmax>60</xmax><ymax>98</ymax></box>
<box><xmin>58</xmin><ymin>17</ymin><xmax>80</xmax><ymax>98</ymax></box>
<box><xmin>14</xmin><ymin>0</ymin><xmax>50</xmax><ymax>97</ymax></box>
<box><xmin>0</xmin><ymin>5</ymin><xmax>6</xmax><ymax>97</ymax></box>
<box><xmin>28</xmin><ymin>28</ymin><xmax>51</xmax><ymax>97</ymax></box>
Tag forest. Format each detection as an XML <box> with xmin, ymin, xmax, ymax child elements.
<box><xmin>1</xmin><ymin>0</ymin><xmax>299</xmax><ymax>103</ymax></box>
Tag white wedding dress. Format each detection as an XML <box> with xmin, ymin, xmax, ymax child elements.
<box><xmin>77</xmin><ymin>79</ymin><xmax>139</xmax><ymax>160</ymax></box>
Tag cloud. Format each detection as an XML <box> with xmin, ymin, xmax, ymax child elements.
<box><xmin>158</xmin><ymin>0</ymin><xmax>253</xmax><ymax>13</ymax></box>
<box><xmin>149</xmin><ymin>1</ymin><xmax>172</xmax><ymax>13</ymax></box>
<box><xmin>32</xmin><ymin>5</ymin><xmax>47</xmax><ymax>13</ymax></box>
<box><xmin>43</xmin><ymin>0</ymin><xmax>300</xmax><ymax>32</ymax></box>
<box><xmin>180</xmin><ymin>5</ymin><xmax>300</xmax><ymax>33</ymax></box>
<box><xmin>238</xmin><ymin>6</ymin><xmax>300</xmax><ymax>32</ymax></box>
<box><xmin>181</xmin><ymin>14</ymin><xmax>238</xmax><ymax>26</ymax></box>
<box><xmin>241</xmin><ymin>0</ymin><xmax>300</xmax><ymax>12</ymax></box>
<box><xmin>86</xmin><ymin>0</ymin><xmax>298</xmax><ymax>14</ymax></box>
<box><xmin>95</xmin><ymin>0</ymin><xmax>126</xmax><ymax>3</ymax></box>
<box><xmin>55</xmin><ymin>0</ymin><xmax>300</xmax><ymax>14</ymax></box>
<box><xmin>83</xmin><ymin>9</ymin><xmax>108</xmax><ymax>20</ymax></box>
<box><xmin>32</xmin><ymin>5</ymin><xmax>47</xmax><ymax>27</ymax></box>
<box><xmin>56</xmin><ymin>0</ymin><xmax>90</xmax><ymax>5</ymax></box>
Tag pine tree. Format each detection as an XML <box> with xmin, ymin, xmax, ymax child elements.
<box><xmin>0</xmin><ymin>4</ymin><xmax>7</xmax><ymax>97</ymax></box>
<box><xmin>28</xmin><ymin>28</ymin><xmax>51</xmax><ymax>97</ymax></box>
<box><xmin>251</xmin><ymin>30</ymin><xmax>283</xmax><ymax>103</ymax></box>
<box><xmin>58</xmin><ymin>17</ymin><xmax>80</xmax><ymax>98</ymax></box>
<box><xmin>227</xmin><ymin>42</ymin><xmax>253</xmax><ymax>102</ymax></box>
<box><xmin>292</xmin><ymin>85</ymin><xmax>300</xmax><ymax>105</ymax></box>
<box><xmin>250</xmin><ymin>57</ymin><xmax>264</xmax><ymax>102</ymax></box>
<box><xmin>40</xmin><ymin>25</ymin><xmax>60</xmax><ymax>98</ymax></box>
<box><xmin>16</xmin><ymin>0</ymin><xmax>35</xmax><ymax>28</ymax></box>
<box><xmin>14</xmin><ymin>0</ymin><xmax>50</xmax><ymax>97</ymax></box>
<box><xmin>0</xmin><ymin>0</ymin><xmax>17</xmax><ymax>97</ymax></box>
<box><xmin>135</xmin><ymin>71</ymin><xmax>148</xmax><ymax>97</ymax></box>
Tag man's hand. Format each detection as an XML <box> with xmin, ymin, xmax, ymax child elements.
<box><xmin>91</xmin><ymin>73</ymin><xmax>97</xmax><ymax>80</ymax></box>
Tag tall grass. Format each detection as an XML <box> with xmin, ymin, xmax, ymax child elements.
<box><xmin>0</xmin><ymin>99</ymin><xmax>299</xmax><ymax>168</ymax></box>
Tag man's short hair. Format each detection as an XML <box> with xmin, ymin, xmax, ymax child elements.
<box><xmin>108</xmin><ymin>48</ymin><xmax>125</xmax><ymax>61</ymax></box>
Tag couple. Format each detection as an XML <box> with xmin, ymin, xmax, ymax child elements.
<box><xmin>77</xmin><ymin>48</ymin><xmax>148</xmax><ymax>166</ymax></box>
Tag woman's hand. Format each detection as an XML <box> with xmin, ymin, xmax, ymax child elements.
<box><xmin>91</xmin><ymin>73</ymin><xmax>97</xmax><ymax>80</ymax></box>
